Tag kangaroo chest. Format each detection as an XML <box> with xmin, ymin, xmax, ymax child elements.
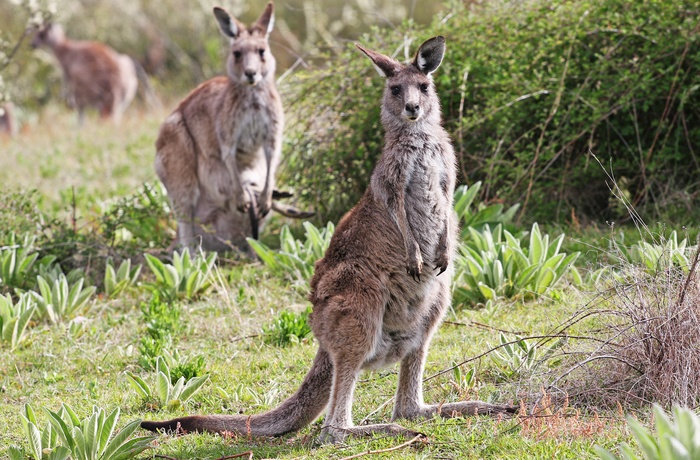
<box><xmin>217</xmin><ymin>94</ymin><xmax>273</xmax><ymax>167</ymax></box>
<box><xmin>405</xmin><ymin>145</ymin><xmax>452</xmax><ymax>254</ymax></box>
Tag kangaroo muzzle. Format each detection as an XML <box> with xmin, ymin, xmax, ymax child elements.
<box><xmin>403</xmin><ymin>102</ymin><xmax>421</xmax><ymax>121</ymax></box>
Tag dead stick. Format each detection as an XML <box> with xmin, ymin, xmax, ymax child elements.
<box><xmin>339</xmin><ymin>434</ymin><xmax>425</xmax><ymax>460</ymax></box>
<box><xmin>215</xmin><ymin>452</ymin><xmax>254</xmax><ymax>460</ymax></box>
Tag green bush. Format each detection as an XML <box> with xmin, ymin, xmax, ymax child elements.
<box><xmin>284</xmin><ymin>0</ymin><xmax>700</xmax><ymax>224</ymax></box>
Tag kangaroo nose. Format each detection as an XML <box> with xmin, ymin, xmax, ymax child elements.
<box><xmin>245</xmin><ymin>70</ymin><xmax>256</xmax><ymax>80</ymax></box>
<box><xmin>405</xmin><ymin>103</ymin><xmax>420</xmax><ymax>113</ymax></box>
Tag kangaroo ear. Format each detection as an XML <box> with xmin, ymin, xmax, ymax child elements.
<box><xmin>356</xmin><ymin>44</ymin><xmax>400</xmax><ymax>78</ymax></box>
<box><xmin>254</xmin><ymin>2</ymin><xmax>275</xmax><ymax>38</ymax></box>
<box><xmin>214</xmin><ymin>7</ymin><xmax>244</xmax><ymax>39</ymax></box>
<box><xmin>413</xmin><ymin>36</ymin><xmax>446</xmax><ymax>75</ymax></box>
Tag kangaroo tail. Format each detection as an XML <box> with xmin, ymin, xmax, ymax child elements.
<box><xmin>246</xmin><ymin>187</ymin><xmax>259</xmax><ymax>240</ymax></box>
<box><xmin>141</xmin><ymin>348</ymin><xmax>333</xmax><ymax>437</ymax></box>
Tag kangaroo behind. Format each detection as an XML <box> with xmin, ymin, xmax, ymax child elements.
<box><xmin>155</xmin><ymin>2</ymin><xmax>305</xmax><ymax>256</ymax></box>
<box><xmin>142</xmin><ymin>36</ymin><xmax>515</xmax><ymax>444</ymax></box>
<box><xmin>32</xmin><ymin>23</ymin><xmax>138</xmax><ymax>124</ymax></box>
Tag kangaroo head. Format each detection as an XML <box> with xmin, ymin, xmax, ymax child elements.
<box><xmin>214</xmin><ymin>2</ymin><xmax>276</xmax><ymax>87</ymax></box>
<box><xmin>31</xmin><ymin>23</ymin><xmax>66</xmax><ymax>49</ymax></box>
<box><xmin>357</xmin><ymin>36</ymin><xmax>446</xmax><ymax>125</ymax></box>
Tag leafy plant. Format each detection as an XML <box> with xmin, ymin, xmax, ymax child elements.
<box><xmin>0</xmin><ymin>293</ymin><xmax>36</xmax><ymax>350</ymax></box>
<box><xmin>454</xmin><ymin>182</ymin><xmax>520</xmax><ymax>237</ymax></box>
<box><xmin>163</xmin><ymin>349</ymin><xmax>207</xmax><ymax>383</ymax></box>
<box><xmin>144</xmin><ymin>248</ymin><xmax>216</xmax><ymax>301</ymax></box>
<box><xmin>9</xmin><ymin>403</ymin><xmax>153</xmax><ymax>460</ymax></box>
<box><xmin>621</xmin><ymin>231</ymin><xmax>691</xmax><ymax>275</ymax></box>
<box><xmin>8</xmin><ymin>403</ymin><xmax>68</xmax><ymax>460</ymax></box>
<box><xmin>262</xmin><ymin>306</ymin><xmax>313</xmax><ymax>347</ymax></box>
<box><xmin>31</xmin><ymin>273</ymin><xmax>96</xmax><ymax>324</ymax></box>
<box><xmin>453</xmin><ymin>223</ymin><xmax>581</xmax><ymax>306</ymax></box>
<box><xmin>126</xmin><ymin>356</ymin><xmax>209</xmax><ymax>410</ymax></box>
<box><xmin>450</xmin><ymin>363</ymin><xmax>477</xmax><ymax>397</ymax></box>
<box><xmin>248</xmin><ymin>221</ymin><xmax>334</xmax><ymax>288</ymax></box>
<box><xmin>489</xmin><ymin>333</ymin><xmax>565</xmax><ymax>380</ymax></box>
<box><xmin>44</xmin><ymin>404</ymin><xmax>153</xmax><ymax>460</ymax></box>
<box><xmin>103</xmin><ymin>258</ymin><xmax>141</xmax><ymax>298</ymax></box>
<box><xmin>35</xmin><ymin>257</ymin><xmax>84</xmax><ymax>286</ymax></box>
<box><xmin>595</xmin><ymin>405</ymin><xmax>700</xmax><ymax>460</ymax></box>
<box><xmin>138</xmin><ymin>294</ymin><xmax>180</xmax><ymax>370</ymax></box>
<box><xmin>0</xmin><ymin>233</ymin><xmax>40</xmax><ymax>293</ymax></box>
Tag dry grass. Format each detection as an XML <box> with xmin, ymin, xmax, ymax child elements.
<box><xmin>550</xmin><ymin>239</ymin><xmax>700</xmax><ymax>410</ymax></box>
<box><xmin>517</xmin><ymin>388</ymin><xmax>615</xmax><ymax>441</ymax></box>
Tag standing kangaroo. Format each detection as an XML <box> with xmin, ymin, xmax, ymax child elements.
<box><xmin>155</xmin><ymin>3</ymin><xmax>287</xmax><ymax>254</ymax></box>
<box><xmin>142</xmin><ymin>36</ymin><xmax>515</xmax><ymax>443</ymax></box>
<box><xmin>31</xmin><ymin>23</ymin><xmax>138</xmax><ymax>124</ymax></box>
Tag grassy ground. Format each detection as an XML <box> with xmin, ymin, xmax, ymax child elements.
<box><xmin>0</xmin><ymin>106</ymin><xmax>639</xmax><ymax>459</ymax></box>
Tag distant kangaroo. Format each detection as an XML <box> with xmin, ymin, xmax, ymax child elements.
<box><xmin>0</xmin><ymin>102</ymin><xmax>18</xmax><ymax>137</ymax></box>
<box><xmin>142</xmin><ymin>36</ymin><xmax>515</xmax><ymax>443</ymax></box>
<box><xmin>155</xmin><ymin>2</ymin><xmax>293</xmax><ymax>254</ymax></box>
<box><xmin>31</xmin><ymin>23</ymin><xmax>138</xmax><ymax>124</ymax></box>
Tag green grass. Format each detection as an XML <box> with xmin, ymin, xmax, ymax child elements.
<box><xmin>0</xmin><ymin>106</ymin><xmax>644</xmax><ymax>459</ymax></box>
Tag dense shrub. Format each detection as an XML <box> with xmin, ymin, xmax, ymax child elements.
<box><xmin>283</xmin><ymin>0</ymin><xmax>700</xmax><ymax>224</ymax></box>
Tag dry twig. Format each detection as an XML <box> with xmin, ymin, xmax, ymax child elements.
<box><xmin>338</xmin><ymin>433</ymin><xmax>426</xmax><ymax>460</ymax></box>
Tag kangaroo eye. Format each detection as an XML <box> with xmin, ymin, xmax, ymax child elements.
<box><xmin>233</xmin><ymin>50</ymin><xmax>242</xmax><ymax>59</ymax></box>
<box><xmin>391</xmin><ymin>85</ymin><xmax>401</xmax><ymax>96</ymax></box>
<box><xmin>419</xmin><ymin>83</ymin><xmax>429</xmax><ymax>93</ymax></box>
<box><xmin>259</xmin><ymin>49</ymin><xmax>265</xmax><ymax>57</ymax></box>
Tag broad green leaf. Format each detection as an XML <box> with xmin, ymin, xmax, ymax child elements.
<box><xmin>156</xmin><ymin>369</ymin><xmax>170</xmax><ymax>404</ymax></box>
<box><xmin>27</xmin><ymin>421</ymin><xmax>43</xmax><ymax>460</ymax></box>
<box><xmin>45</xmin><ymin>409</ymin><xmax>75</xmax><ymax>451</ymax></box>
<box><xmin>180</xmin><ymin>374</ymin><xmax>210</xmax><ymax>402</ymax></box>
<box><xmin>99</xmin><ymin>408</ymin><xmax>120</xmax><ymax>456</ymax></box>
<box><xmin>626</xmin><ymin>415</ymin><xmax>660</xmax><ymax>460</ymax></box>
<box><xmin>48</xmin><ymin>446</ymin><xmax>71</xmax><ymax>460</ymax></box>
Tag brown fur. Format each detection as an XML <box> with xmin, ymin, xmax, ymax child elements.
<box><xmin>141</xmin><ymin>36</ymin><xmax>515</xmax><ymax>443</ymax></box>
<box><xmin>32</xmin><ymin>24</ymin><xmax>137</xmax><ymax>124</ymax></box>
<box><xmin>155</xmin><ymin>3</ymin><xmax>295</xmax><ymax>254</ymax></box>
